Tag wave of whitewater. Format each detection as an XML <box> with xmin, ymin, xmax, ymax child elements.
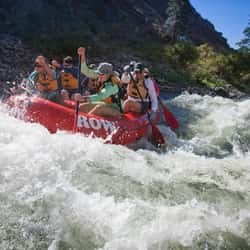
<box><xmin>0</xmin><ymin>93</ymin><xmax>250</xmax><ymax>249</ymax></box>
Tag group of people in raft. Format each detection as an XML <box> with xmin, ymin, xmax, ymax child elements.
<box><xmin>25</xmin><ymin>47</ymin><xmax>160</xmax><ymax>123</ymax></box>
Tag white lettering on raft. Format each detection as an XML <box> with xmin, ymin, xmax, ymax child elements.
<box><xmin>77</xmin><ymin>116</ymin><xmax>117</xmax><ymax>133</ymax></box>
<box><xmin>89</xmin><ymin>118</ymin><xmax>101</xmax><ymax>130</ymax></box>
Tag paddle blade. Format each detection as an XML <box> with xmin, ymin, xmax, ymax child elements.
<box><xmin>159</xmin><ymin>99</ymin><xmax>179</xmax><ymax>130</ymax></box>
<box><xmin>151</xmin><ymin>124</ymin><xmax>165</xmax><ymax>146</ymax></box>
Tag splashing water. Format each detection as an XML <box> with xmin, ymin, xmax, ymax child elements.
<box><xmin>0</xmin><ymin>93</ymin><xmax>250</xmax><ymax>249</ymax></box>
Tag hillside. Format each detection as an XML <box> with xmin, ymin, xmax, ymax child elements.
<box><xmin>3</xmin><ymin>0</ymin><xmax>245</xmax><ymax>97</ymax></box>
<box><xmin>0</xmin><ymin>0</ymin><xmax>229</xmax><ymax>52</ymax></box>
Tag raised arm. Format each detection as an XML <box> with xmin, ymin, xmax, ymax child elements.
<box><xmin>77</xmin><ymin>47</ymin><xmax>97</xmax><ymax>79</ymax></box>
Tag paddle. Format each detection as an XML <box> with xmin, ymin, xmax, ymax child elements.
<box><xmin>151</xmin><ymin>122</ymin><xmax>165</xmax><ymax>145</ymax></box>
<box><xmin>128</xmin><ymin>72</ymin><xmax>165</xmax><ymax>146</ymax></box>
<box><xmin>73</xmin><ymin>55</ymin><xmax>82</xmax><ymax>132</ymax></box>
<box><xmin>158</xmin><ymin>97</ymin><xmax>179</xmax><ymax>130</ymax></box>
<box><xmin>152</xmin><ymin>79</ymin><xmax>179</xmax><ymax>130</ymax></box>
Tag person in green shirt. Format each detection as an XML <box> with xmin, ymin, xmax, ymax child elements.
<box><xmin>74</xmin><ymin>47</ymin><xmax>122</xmax><ymax>118</ymax></box>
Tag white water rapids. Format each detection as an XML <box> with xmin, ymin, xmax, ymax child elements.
<box><xmin>0</xmin><ymin>93</ymin><xmax>250</xmax><ymax>249</ymax></box>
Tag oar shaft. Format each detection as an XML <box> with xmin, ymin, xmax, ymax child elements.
<box><xmin>73</xmin><ymin>55</ymin><xmax>82</xmax><ymax>132</ymax></box>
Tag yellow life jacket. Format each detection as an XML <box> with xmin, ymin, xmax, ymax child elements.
<box><xmin>60</xmin><ymin>70</ymin><xmax>78</xmax><ymax>90</ymax></box>
<box><xmin>37</xmin><ymin>72</ymin><xmax>58</xmax><ymax>92</ymax></box>
<box><xmin>127</xmin><ymin>78</ymin><xmax>148</xmax><ymax>99</ymax></box>
<box><xmin>101</xmin><ymin>75</ymin><xmax>121</xmax><ymax>104</ymax></box>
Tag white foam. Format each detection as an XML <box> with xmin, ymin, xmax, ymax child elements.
<box><xmin>0</xmin><ymin>95</ymin><xmax>250</xmax><ymax>249</ymax></box>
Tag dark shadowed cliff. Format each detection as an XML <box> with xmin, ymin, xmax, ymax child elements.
<box><xmin>0</xmin><ymin>0</ymin><xmax>229</xmax><ymax>51</ymax></box>
<box><xmin>1</xmin><ymin>0</ymin><xmax>236</xmax><ymax>94</ymax></box>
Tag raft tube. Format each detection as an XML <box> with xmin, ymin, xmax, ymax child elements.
<box><xmin>5</xmin><ymin>95</ymin><xmax>150</xmax><ymax>145</ymax></box>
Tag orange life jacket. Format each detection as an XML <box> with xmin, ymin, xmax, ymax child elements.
<box><xmin>60</xmin><ymin>70</ymin><xmax>78</xmax><ymax>90</ymax></box>
<box><xmin>37</xmin><ymin>72</ymin><xmax>58</xmax><ymax>92</ymax></box>
<box><xmin>127</xmin><ymin>78</ymin><xmax>148</xmax><ymax>99</ymax></box>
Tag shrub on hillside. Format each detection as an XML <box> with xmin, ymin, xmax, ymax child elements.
<box><xmin>162</xmin><ymin>41</ymin><xmax>250</xmax><ymax>92</ymax></box>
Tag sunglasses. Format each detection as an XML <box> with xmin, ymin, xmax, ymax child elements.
<box><xmin>64</xmin><ymin>60</ymin><xmax>73</xmax><ymax>64</ymax></box>
<box><xmin>34</xmin><ymin>64</ymin><xmax>42</xmax><ymax>68</ymax></box>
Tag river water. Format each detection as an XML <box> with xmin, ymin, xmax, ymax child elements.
<box><xmin>0</xmin><ymin>93</ymin><xmax>250</xmax><ymax>250</ymax></box>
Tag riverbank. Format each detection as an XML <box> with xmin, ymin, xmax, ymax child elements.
<box><xmin>158</xmin><ymin>81</ymin><xmax>247</xmax><ymax>99</ymax></box>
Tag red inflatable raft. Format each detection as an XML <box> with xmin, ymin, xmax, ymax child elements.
<box><xmin>5</xmin><ymin>95</ymin><xmax>150</xmax><ymax>145</ymax></box>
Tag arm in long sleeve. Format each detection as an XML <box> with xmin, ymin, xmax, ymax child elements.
<box><xmin>89</xmin><ymin>82</ymin><xmax>118</xmax><ymax>102</ymax></box>
<box><xmin>26</xmin><ymin>71</ymin><xmax>39</xmax><ymax>93</ymax></box>
<box><xmin>145</xmin><ymin>78</ymin><xmax>158</xmax><ymax>112</ymax></box>
<box><xmin>28</xmin><ymin>71</ymin><xmax>37</xmax><ymax>82</ymax></box>
<box><xmin>81</xmin><ymin>63</ymin><xmax>98</xmax><ymax>79</ymax></box>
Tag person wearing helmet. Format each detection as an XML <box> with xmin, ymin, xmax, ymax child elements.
<box><xmin>123</xmin><ymin>63</ymin><xmax>159</xmax><ymax>123</ymax></box>
<box><xmin>74</xmin><ymin>47</ymin><xmax>122</xmax><ymax>117</ymax></box>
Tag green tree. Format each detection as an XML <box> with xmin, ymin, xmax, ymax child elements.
<box><xmin>164</xmin><ymin>41</ymin><xmax>199</xmax><ymax>68</ymax></box>
<box><xmin>236</xmin><ymin>18</ymin><xmax>250</xmax><ymax>51</ymax></box>
<box><xmin>188</xmin><ymin>44</ymin><xmax>228</xmax><ymax>87</ymax></box>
